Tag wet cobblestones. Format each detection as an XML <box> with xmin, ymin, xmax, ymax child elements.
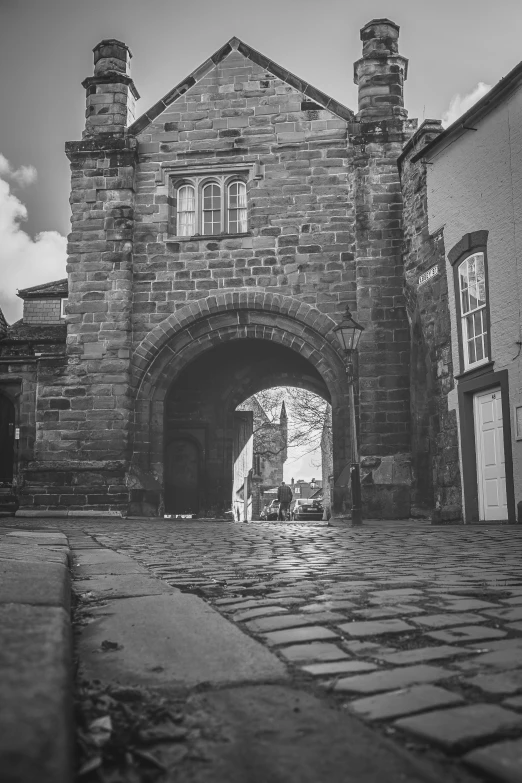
<box><xmin>66</xmin><ymin>518</ymin><xmax>522</xmax><ymax>780</ymax></box>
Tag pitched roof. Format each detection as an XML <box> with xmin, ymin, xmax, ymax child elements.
<box><xmin>0</xmin><ymin>306</ymin><xmax>7</xmax><ymax>336</ymax></box>
<box><xmin>17</xmin><ymin>278</ymin><xmax>68</xmax><ymax>299</ymax></box>
<box><xmin>128</xmin><ymin>37</ymin><xmax>354</xmax><ymax>136</ymax></box>
<box><xmin>0</xmin><ymin>320</ymin><xmax>66</xmax><ymax>344</ymax></box>
<box><xmin>414</xmin><ymin>60</ymin><xmax>522</xmax><ymax>162</ymax></box>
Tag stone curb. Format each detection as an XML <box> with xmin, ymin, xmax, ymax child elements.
<box><xmin>15</xmin><ymin>509</ymin><xmax>124</xmax><ymax>518</ymax></box>
<box><xmin>0</xmin><ymin>530</ymin><xmax>74</xmax><ymax>783</ymax></box>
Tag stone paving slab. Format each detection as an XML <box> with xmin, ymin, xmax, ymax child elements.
<box><xmin>233</xmin><ymin>605</ymin><xmax>289</xmax><ymax>621</ymax></box>
<box><xmin>0</xmin><ymin>603</ymin><xmax>73</xmax><ymax>783</ymax></box>
<box><xmin>396</xmin><ymin>704</ymin><xmax>522</xmax><ymax>752</ymax></box>
<box><xmin>337</xmin><ymin>618</ymin><xmax>414</xmax><ymax>637</ymax></box>
<box><xmin>376</xmin><ymin>645</ymin><xmax>477</xmax><ymax>666</ymax></box>
<box><xmin>78</xmin><ymin>593</ymin><xmax>288</xmax><ymax>688</ymax></box>
<box><xmin>348</xmin><ymin>685</ymin><xmax>464</xmax><ymax>722</ymax></box>
<box><xmin>464</xmin><ymin>670</ymin><xmax>522</xmax><ymax>695</ymax></box>
<box><xmin>279</xmin><ymin>642</ymin><xmax>349</xmax><ymax>663</ymax></box>
<box><xmin>428</xmin><ymin>626</ymin><xmax>507</xmax><ymax>644</ymax></box>
<box><xmin>410</xmin><ymin>613</ymin><xmax>486</xmax><ymax>628</ymax></box>
<box><xmin>464</xmin><ymin>738</ymin><xmax>522</xmax><ymax>782</ymax></box>
<box><xmin>333</xmin><ymin>665</ymin><xmax>451</xmax><ymax>694</ymax></box>
<box><xmin>0</xmin><ymin>559</ymin><xmax>70</xmax><ymax>610</ymax></box>
<box><xmin>245</xmin><ymin>611</ymin><xmax>345</xmax><ymax>633</ymax></box>
<box><xmin>484</xmin><ymin>607</ymin><xmax>522</xmax><ymax>622</ymax></box>
<box><xmin>262</xmin><ymin>625</ymin><xmax>338</xmax><ymax>646</ymax></box>
<box><xmin>301</xmin><ymin>660</ymin><xmax>378</xmax><ymax>676</ymax></box>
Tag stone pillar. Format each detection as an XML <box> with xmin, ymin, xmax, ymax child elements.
<box><xmin>350</xmin><ymin>19</ymin><xmax>415</xmax><ymax>519</ymax></box>
<box><xmin>353</xmin><ymin>19</ymin><xmax>408</xmax><ymax>121</ymax></box>
<box><xmin>19</xmin><ymin>41</ymin><xmax>139</xmax><ymax>516</ymax></box>
<box><xmin>82</xmin><ymin>40</ymin><xmax>139</xmax><ymax>137</ymax></box>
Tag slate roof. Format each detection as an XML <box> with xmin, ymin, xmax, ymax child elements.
<box><xmin>0</xmin><ymin>319</ymin><xmax>66</xmax><ymax>344</ymax></box>
<box><xmin>17</xmin><ymin>278</ymin><xmax>68</xmax><ymax>299</ymax></box>
<box><xmin>0</xmin><ymin>306</ymin><xmax>7</xmax><ymax>337</ymax></box>
<box><xmin>128</xmin><ymin>37</ymin><xmax>354</xmax><ymax>136</ymax></box>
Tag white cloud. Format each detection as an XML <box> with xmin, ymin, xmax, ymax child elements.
<box><xmin>0</xmin><ymin>153</ymin><xmax>37</xmax><ymax>187</ymax></box>
<box><xmin>442</xmin><ymin>82</ymin><xmax>491</xmax><ymax>128</ymax></box>
<box><xmin>0</xmin><ymin>157</ymin><xmax>67</xmax><ymax>324</ymax></box>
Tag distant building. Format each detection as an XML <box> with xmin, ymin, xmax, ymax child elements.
<box><xmin>235</xmin><ymin>397</ymin><xmax>287</xmax><ymax>520</ymax></box>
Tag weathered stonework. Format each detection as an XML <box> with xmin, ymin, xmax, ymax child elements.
<box><xmin>2</xmin><ymin>19</ymin><xmax>420</xmax><ymax>520</ymax></box>
<box><xmin>399</xmin><ymin>121</ymin><xmax>462</xmax><ymax>522</ymax></box>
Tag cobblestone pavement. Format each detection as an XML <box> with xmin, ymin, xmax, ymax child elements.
<box><xmin>68</xmin><ymin>518</ymin><xmax>522</xmax><ymax>781</ymax></box>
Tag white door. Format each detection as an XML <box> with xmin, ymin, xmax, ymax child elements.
<box><xmin>474</xmin><ymin>388</ymin><xmax>507</xmax><ymax>521</ymax></box>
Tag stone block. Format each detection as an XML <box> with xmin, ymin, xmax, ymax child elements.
<box><xmin>263</xmin><ymin>626</ymin><xmax>338</xmax><ymax>646</ymax></box>
<box><xmin>301</xmin><ymin>660</ymin><xmax>378</xmax><ymax>677</ymax></box>
<box><xmin>279</xmin><ymin>643</ymin><xmax>349</xmax><ymax>663</ymax></box>
<box><xmin>0</xmin><ymin>560</ymin><xmax>70</xmax><ymax>610</ymax></box>
<box><xmin>337</xmin><ymin>619</ymin><xmax>414</xmax><ymax>637</ymax></box>
<box><xmin>0</xmin><ymin>604</ymin><xmax>73</xmax><ymax>783</ymax></box>
<box><xmin>348</xmin><ymin>685</ymin><xmax>464</xmax><ymax>722</ymax></box>
<box><xmin>376</xmin><ymin>645</ymin><xmax>476</xmax><ymax>666</ymax></box>
<box><xmin>464</xmin><ymin>738</ymin><xmax>522</xmax><ymax>783</ymax></box>
<box><xmin>333</xmin><ymin>665</ymin><xmax>450</xmax><ymax>694</ymax></box>
<box><xmin>427</xmin><ymin>626</ymin><xmax>507</xmax><ymax>644</ymax></box>
<box><xmin>395</xmin><ymin>704</ymin><xmax>522</xmax><ymax>751</ymax></box>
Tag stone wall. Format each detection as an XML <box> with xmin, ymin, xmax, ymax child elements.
<box><xmin>399</xmin><ymin>120</ymin><xmax>462</xmax><ymax>522</ymax></box>
<box><xmin>23</xmin><ymin>299</ymin><xmax>63</xmax><ymax>325</ymax></box>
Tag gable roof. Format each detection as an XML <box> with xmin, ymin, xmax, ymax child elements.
<box><xmin>128</xmin><ymin>37</ymin><xmax>354</xmax><ymax>136</ymax></box>
<box><xmin>0</xmin><ymin>305</ymin><xmax>7</xmax><ymax>336</ymax></box>
<box><xmin>17</xmin><ymin>278</ymin><xmax>68</xmax><ymax>299</ymax></box>
<box><xmin>414</xmin><ymin>59</ymin><xmax>522</xmax><ymax>163</ymax></box>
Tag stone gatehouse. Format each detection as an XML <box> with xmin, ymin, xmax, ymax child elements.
<box><xmin>1</xmin><ymin>19</ymin><xmax>423</xmax><ymax>519</ymax></box>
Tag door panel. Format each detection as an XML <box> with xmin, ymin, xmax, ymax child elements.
<box><xmin>0</xmin><ymin>394</ymin><xmax>15</xmax><ymax>482</ymax></box>
<box><xmin>474</xmin><ymin>388</ymin><xmax>507</xmax><ymax>521</ymax></box>
<box><xmin>164</xmin><ymin>438</ymin><xmax>200</xmax><ymax>514</ymax></box>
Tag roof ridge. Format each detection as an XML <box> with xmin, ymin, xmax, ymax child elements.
<box><xmin>128</xmin><ymin>36</ymin><xmax>354</xmax><ymax>135</ymax></box>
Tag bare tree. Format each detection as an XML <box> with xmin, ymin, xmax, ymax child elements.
<box><xmin>243</xmin><ymin>386</ymin><xmax>331</xmax><ymax>462</ymax></box>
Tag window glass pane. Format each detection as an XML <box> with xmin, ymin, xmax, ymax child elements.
<box><xmin>177</xmin><ymin>184</ymin><xmax>195</xmax><ymax>236</ymax></box>
<box><xmin>228</xmin><ymin>181</ymin><xmax>247</xmax><ymax>233</ymax></box>
<box><xmin>203</xmin><ymin>183</ymin><xmax>221</xmax><ymax>235</ymax></box>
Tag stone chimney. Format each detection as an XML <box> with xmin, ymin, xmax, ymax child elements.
<box><xmin>82</xmin><ymin>39</ymin><xmax>140</xmax><ymax>138</ymax></box>
<box><xmin>353</xmin><ymin>19</ymin><xmax>408</xmax><ymax>121</ymax></box>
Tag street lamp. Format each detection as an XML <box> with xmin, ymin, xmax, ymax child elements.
<box><xmin>333</xmin><ymin>307</ymin><xmax>365</xmax><ymax>526</ymax></box>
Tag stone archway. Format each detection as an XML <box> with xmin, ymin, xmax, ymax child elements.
<box><xmin>129</xmin><ymin>293</ymin><xmax>352</xmax><ymax>516</ymax></box>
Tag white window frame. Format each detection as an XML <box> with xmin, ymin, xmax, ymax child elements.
<box><xmin>170</xmin><ymin>174</ymin><xmax>248</xmax><ymax>238</ymax></box>
<box><xmin>458</xmin><ymin>252</ymin><xmax>489</xmax><ymax>371</ymax></box>
<box><xmin>60</xmin><ymin>298</ymin><xmax>67</xmax><ymax>319</ymax></box>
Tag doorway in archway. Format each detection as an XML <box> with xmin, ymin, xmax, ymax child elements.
<box><xmin>0</xmin><ymin>392</ymin><xmax>15</xmax><ymax>483</ymax></box>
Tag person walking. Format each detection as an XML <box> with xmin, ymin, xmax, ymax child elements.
<box><xmin>277</xmin><ymin>480</ymin><xmax>293</xmax><ymax>522</ymax></box>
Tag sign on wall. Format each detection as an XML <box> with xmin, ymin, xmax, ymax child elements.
<box><xmin>418</xmin><ymin>265</ymin><xmax>439</xmax><ymax>287</ymax></box>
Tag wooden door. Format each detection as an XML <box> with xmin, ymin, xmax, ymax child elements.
<box><xmin>474</xmin><ymin>388</ymin><xmax>507</xmax><ymax>521</ymax></box>
<box><xmin>0</xmin><ymin>394</ymin><xmax>15</xmax><ymax>482</ymax></box>
<box><xmin>164</xmin><ymin>438</ymin><xmax>200</xmax><ymax>514</ymax></box>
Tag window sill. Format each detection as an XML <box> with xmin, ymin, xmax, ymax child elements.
<box><xmin>165</xmin><ymin>232</ymin><xmax>252</xmax><ymax>243</ymax></box>
<box><xmin>455</xmin><ymin>360</ymin><xmax>494</xmax><ymax>381</ymax></box>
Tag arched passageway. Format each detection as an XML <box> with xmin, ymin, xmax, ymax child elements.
<box><xmin>130</xmin><ymin>297</ymin><xmax>352</xmax><ymax>517</ymax></box>
<box><xmin>164</xmin><ymin>340</ymin><xmax>329</xmax><ymax>515</ymax></box>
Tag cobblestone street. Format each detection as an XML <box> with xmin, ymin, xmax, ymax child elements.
<box><xmin>67</xmin><ymin>518</ymin><xmax>522</xmax><ymax>781</ymax></box>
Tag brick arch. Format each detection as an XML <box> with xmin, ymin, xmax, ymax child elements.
<box><xmin>132</xmin><ymin>291</ymin><xmax>341</xmax><ymax>385</ymax></box>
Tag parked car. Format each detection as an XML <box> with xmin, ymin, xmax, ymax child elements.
<box><xmin>260</xmin><ymin>499</ymin><xmax>279</xmax><ymax>521</ymax></box>
<box><xmin>291</xmin><ymin>498</ymin><xmax>324</xmax><ymax>521</ymax></box>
